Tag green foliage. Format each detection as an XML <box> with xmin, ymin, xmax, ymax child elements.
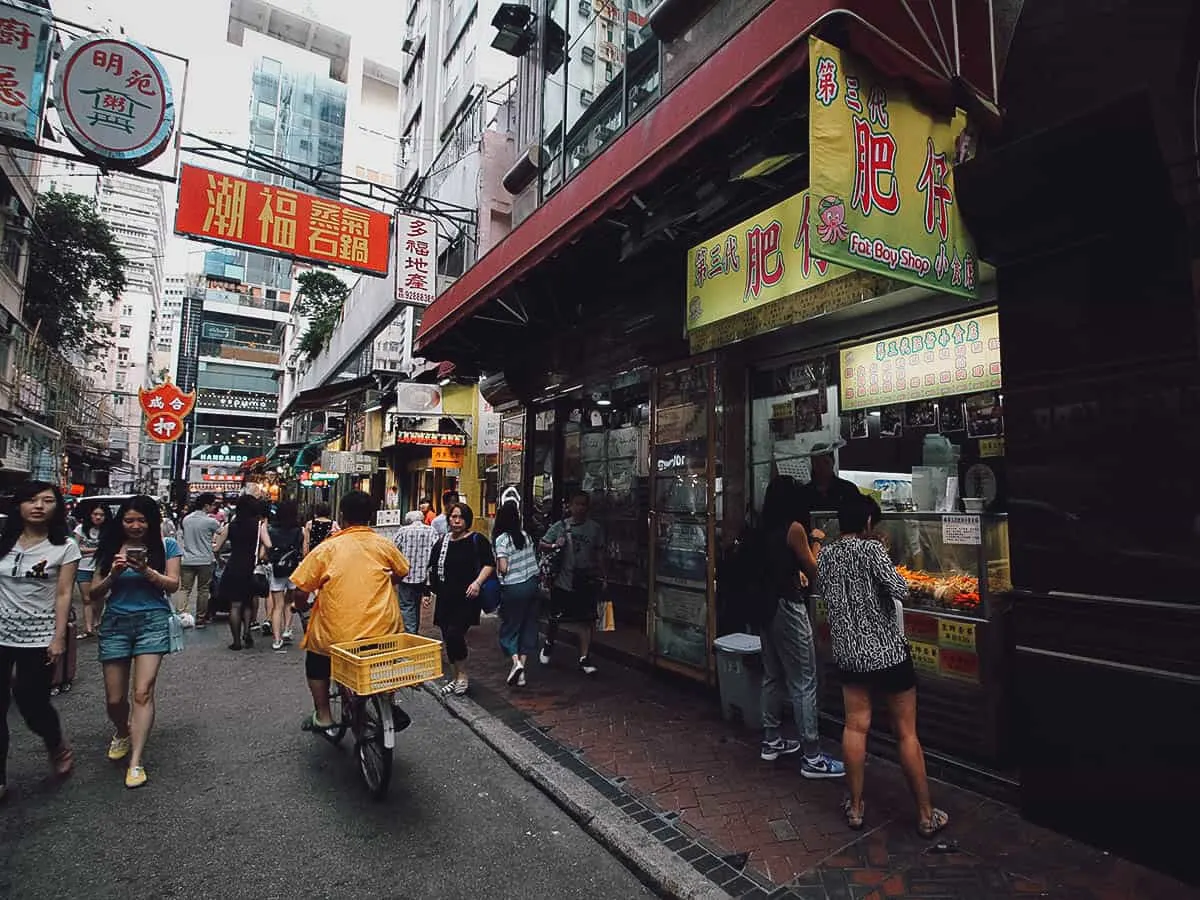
<box><xmin>24</xmin><ymin>190</ymin><xmax>128</xmax><ymax>354</ymax></box>
<box><xmin>292</xmin><ymin>270</ymin><xmax>349</xmax><ymax>363</ymax></box>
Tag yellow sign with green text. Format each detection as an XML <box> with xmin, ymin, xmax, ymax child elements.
<box><xmin>685</xmin><ymin>190</ymin><xmax>851</xmax><ymax>332</ymax></box>
<box><xmin>807</xmin><ymin>37</ymin><xmax>979</xmax><ymax>299</ymax></box>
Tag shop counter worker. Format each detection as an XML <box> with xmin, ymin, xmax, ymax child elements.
<box><xmin>795</xmin><ymin>439</ymin><xmax>861</xmax><ymax>515</ymax></box>
<box><xmin>292</xmin><ymin>491</ymin><xmax>410</xmax><ymax>732</ymax></box>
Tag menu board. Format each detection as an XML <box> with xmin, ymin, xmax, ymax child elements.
<box><xmin>840</xmin><ymin>312</ymin><xmax>1002</xmax><ymax>411</ymax></box>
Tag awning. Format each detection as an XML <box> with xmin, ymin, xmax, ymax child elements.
<box><xmin>295</xmin><ymin>432</ymin><xmax>341</xmax><ymax>468</ymax></box>
<box><xmin>416</xmin><ymin>0</ymin><xmax>1005</xmax><ymax>358</ymax></box>
<box><xmin>279</xmin><ymin>374</ymin><xmax>377</xmax><ymax>419</ymax></box>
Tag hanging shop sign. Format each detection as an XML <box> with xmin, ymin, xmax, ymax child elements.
<box><xmin>395</xmin><ymin>431</ymin><xmax>465</xmax><ymax>447</ymax></box>
<box><xmin>0</xmin><ymin>2</ymin><xmax>52</xmax><ymax>141</ymax></box>
<box><xmin>808</xmin><ymin>37</ymin><xmax>979</xmax><ymax>300</ymax></box>
<box><xmin>393</xmin><ymin>383</ymin><xmax>443</xmax><ymax>416</ymax></box>
<box><xmin>53</xmin><ymin>35</ymin><xmax>175</xmax><ymax>167</ymax></box>
<box><xmin>320</xmin><ymin>450</ymin><xmax>375</xmax><ymax>474</ymax></box>
<box><xmin>395</xmin><ymin>212</ymin><xmax>438</xmax><ymax>306</ymax></box>
<box><xmin>430</xmin><ymin>446</ymin><xmax>465</xmax><ymax>469</ymax></box>
<box><xmin>139</xmin><ymin>378</ymin><xmax>195</xmax><ymax>444</ymax></box>
<box><xmin>686</xmin><ymin>189</ymin><xmax>850</xmax><ymax>332</ymax></box>
<box><xmin>174</xmin><ymin>163</ymin><xmax>392</xmax><ymax>277</ymax></box>
<box><xmin>839</xmin><ymin>311</ymin><xmax>1001</xmax><ymax>411</ymax></box>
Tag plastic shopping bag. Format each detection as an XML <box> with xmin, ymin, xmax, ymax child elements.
<box><xmin>596</xmin><ymin>599</ymin><xmax>615</xmax><ymax>632</ymax></box>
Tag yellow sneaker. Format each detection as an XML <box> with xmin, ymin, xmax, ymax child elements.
<box><xmin>124</xmin><ymin>766</ymin><xmax>147</xmax><ymax>789</ymax></box>
<box><xmin>107</xmin><ymin>735</ymin><xmax>131</xmax><ymax>761</ymax></box>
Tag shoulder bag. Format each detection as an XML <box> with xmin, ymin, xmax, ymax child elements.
<box><xmin>471</xmin><ymin>532</ymin><xmax>502</xmax><ymax>614</ymax></box>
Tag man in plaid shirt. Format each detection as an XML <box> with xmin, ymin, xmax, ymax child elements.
<box><xmin>394</xmin><ymin>511</ymin><xmax>436</xmax><ymax>633</ymax></box>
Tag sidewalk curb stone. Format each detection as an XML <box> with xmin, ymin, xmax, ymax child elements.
<box><xmin>422</xmin><ymin>682</ymin><xmax>742</xmax><ymax>900</ymax></box>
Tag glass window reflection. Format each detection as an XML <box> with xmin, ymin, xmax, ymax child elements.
<box><xmin>541</xmin><ymin>0</ymin><xmax>569</xmax><ymax>197</ymax></box>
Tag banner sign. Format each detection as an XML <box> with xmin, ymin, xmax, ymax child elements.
<box><xmin>808</xmin><ymin>37</ymin><xmax>979</xmax><ymax>299</ymax></box>
<box><xmin>0</xmin><ymin>2</ymin><xmax>52</xmax><ymax>141</ymax></box>
<box><xmin>54</xmin><ymin>36</ymin><xmax>175</xmax><ymax>167</ymax></box>
<box><xmin>686</xmin><ymin>189</ymin><xmax>850</xmax><ymax>332</ymax></box>
<box><xmin>175</xmin><ymin>163</ymin><xmax>392</xmax><ymax>276</ymax></box>
<box><xmin>395</xmin><ymin>212</ymin><xmax>438</xmax><ymax>305</ymax></box>
<box><xmin>839</xmin><ymin>311</ymin><xmax>1001</xmax><ymax>410</ymax></box>
<box><xmin>139</xmin><ymin>379</ymin><xmax>195</xmax><ymax>444</ymax></box>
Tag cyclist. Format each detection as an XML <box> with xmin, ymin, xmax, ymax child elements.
<box><xmin>291</xmin><ymin>491</ymin><xmax>410</xmax><ymax>732</ymax></box>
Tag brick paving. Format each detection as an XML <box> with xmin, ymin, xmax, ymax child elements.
<box><xmin>420</xmin><ymin>611</ymin><xmax>1194</xmax><ymax>899</ymax></box>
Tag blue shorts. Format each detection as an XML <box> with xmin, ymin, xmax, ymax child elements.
<box><xmin>77</xmin><ymin>570</ymin><xmax>93</xmax><ymax>585</ymax></box>
<box><xmin>98</xmin><ymin>607</ymin><xmax>172</xmax><ymax>662</ymax></box>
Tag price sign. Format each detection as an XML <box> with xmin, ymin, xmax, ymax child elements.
<box><xmin>909</xmin><ymin>641</ymin><xmax>940</xmax><ymax>675</ymax></box>
<box><xmin>904</xmin><ymin>611</ymin><xmax>940</xmax><ymax>643</ymax></box>
<box><xmin>937</xmin><ymin>618</ymin><xmax>977</xmax><ymax>651</ymax></box>
<box><xmin>942</xmin><ymin>514</ymin><xmax>981</xmax><ymax>546</ymax></box>
<box><xmin>938</xmin><ymin>648</ymin><xmax>981</xmax><ymax>682</ymax></box>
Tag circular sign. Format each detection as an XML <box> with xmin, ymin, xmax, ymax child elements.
<box><xmin>53</xmin><ymin>36</ymin><xmax>175</xmax><ymax>167</ymax></box>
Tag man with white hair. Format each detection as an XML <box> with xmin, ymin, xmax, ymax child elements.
<box><xmin>393</xmin><ymin>509</ymin><xmax>436</xmax><ymax>633</ymax></box>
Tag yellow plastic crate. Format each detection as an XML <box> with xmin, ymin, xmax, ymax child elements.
<box><xmin>329</xmin><ymin>633</ymin><xmax>444</xmax><ymax>695</ymax></box>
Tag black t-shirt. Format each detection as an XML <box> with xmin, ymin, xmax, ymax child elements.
<box><xmin>796</xmin><ymin>476</ymin><xmax>862</xmax><ymax>516</ymax></box>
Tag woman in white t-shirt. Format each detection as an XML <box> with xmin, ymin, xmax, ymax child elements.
<box><xmin>73</xmin><ymin>502</ymin><xmax>111</xmax><ymax>638</ymax></box>
<box><xmin>0</xmin><ymin>480</ymin><xmax>81</xmax><ymax>798</ymax></box>
<box><xmin>491</xmin><ymin>501</ymin><xmax>540</xmax><ymax>688</ymax></box>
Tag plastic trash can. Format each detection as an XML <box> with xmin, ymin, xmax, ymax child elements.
<box><xmin>713</xmin><ymin>632</ymin><xmax>763</xmax><ymax>729</ymax></box>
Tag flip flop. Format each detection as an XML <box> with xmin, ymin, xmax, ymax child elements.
<box><xmin>301</xmin><ymin>712</ymin><xmax>336</xmax><ymax>734</ymax></box>
<box><xmin>842</xmin><ymin>797</ymin><xmax>864</xmax><ymax>831</ymax></box>
<box><xmin>917</xmin><ymin>808</ymin><xmax>950</xmax><ymax>838</ymax></box>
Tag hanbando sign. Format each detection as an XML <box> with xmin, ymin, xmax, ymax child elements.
<box><xmin>54</xmin><ymin>35</ymin><xmax>175</xmax><ymax>167</ymax></box>
<box><xmin>686</xmin><ymin>189</ymin><xmax>850</xmax><ymax>331</ymax></box>
<box><xmin>0</xmin><ymin>3</ymin><xmax>52</xmax><ymax>142</ymax></box>
<box><xmin>808</xmin><ymin>37</ymin><xmax>978</xmax><ymax>299</ymax></box>
<box><xmin>175</xmin><ymin>164</ymin><xmax>392</xmax><ymax>277</ymax></box>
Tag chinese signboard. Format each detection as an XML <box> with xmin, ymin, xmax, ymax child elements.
<box><xmin>0</xmin><ymin>3</ymin><xmax>51</xmax><ymax>141</ymax></box>
<box><xmin>53</xmin><ymin>36</ymin><xmax>175</xmax><ymax>167</ymax></box>
<box><xmin>395</xmin><ymin>212</ymin><xmax>438</xmax><ymax>305</ymax></box>
<box><xmin>139</xmin><ymin>379</ymin><xmax>195</xmax><ymax>444</ymax></box>
<box><xmin>808</xmin><ymin>37</ymin><xmax>979</xmax><ymax>299</ymax></box>
<box><xmin>430</xmin><ymin>446</ymin><xmax>465</xmax><ymax>469</ymax></box>
<box><xmin>686</xmin><ymin>189</ymin><xmax>850</xmax><ymax>332</ymax></box>
<box><xmin>839</xmin><ymin>311</ymin><xmax>1001</xmax><ymax>411</ymax></box>
<box><xmin>174</xmin><ymin>164</ymin><xmax>392</xmax><ymax>277</ymax></box>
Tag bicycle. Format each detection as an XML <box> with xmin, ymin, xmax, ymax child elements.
<box><xmin>317</xmin><ymin>633</ymin><xmax>443</xmax><ymax>798</ymax></box>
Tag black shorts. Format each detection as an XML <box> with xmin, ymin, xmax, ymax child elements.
<box><xmin>549</xmin><ymin>577</ymin><xmax>599</xmax><ymax>623</ymax></box>
<box><xmin>838</xmin><ymin>653</ymin><xmax>917</xmax><ymax>695</ymax></box>
<box><xmin>305</xmin><ymin>651</ymin><xmax>331</xmax><ymax>681</ymax></box>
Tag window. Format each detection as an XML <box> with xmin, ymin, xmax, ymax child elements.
<box><xmin>581</xmin><ymin>46</ymin><xmax>595</xmax><ymax>64</ymax></box>
<box><xmin>121</xmin><ymin>304</ymin><xmax>133</xmax><ymax>317</ymax></box>
<box><xmin>580</xmin><ymin>88</ymin><xmax>593</xmax><ymax>106</ymax></box>
<box><xmin>114</xmin><ymin>394</ymin><xmax>125</xmax><ymax>406</ymax></box>
<box><xmin>119</xmin><ymin>324</ymin><xmax>131</xmax><ymax>338</ymax></box>
<box><xmin>118</xmin><ymin>348</ymin><xmax>129</xmax><ymax>364</ymax></box>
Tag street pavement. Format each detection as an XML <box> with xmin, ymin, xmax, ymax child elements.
<box><xmin>0</xmin><ymin>624</ymin><xmax>655</xmax><ymax>900</ymax></box>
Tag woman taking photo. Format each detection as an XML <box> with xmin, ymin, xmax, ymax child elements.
<box><xmin>0</xmin><ymin>481</ymin><xmax>80</xmax><ymax>796</ymax></box>
<box><xmin>214</xmin><ymin>494</ymin><xmax>265</xmax><ymax>651</ymax></box>
<box><xmin>817</xmin><ymin>495</ymin><xmax>947</xmax><ymax>837</ymax></box>
<box><xmin>491</xmin><ymin>501</ymin><xmax>538</xmax><ymax>688</ymax></box>
<box><xmin>73</xmin><ymin>501</ymin><xmax>110</xmax><ymax>638</ymax></box>
<box><xmin>427</xmin><ymin>502</ymin><xmax>494</xmax><ymax>696</ymax></box>
<box><xmin>90</xmin><ymin>495</ymin><xmax>182</xmax><ymax>789</ymax></box>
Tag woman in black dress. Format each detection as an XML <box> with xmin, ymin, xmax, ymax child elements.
<box><xmin>427</xmin><ymin>502</ymin><xmax>494</xmax><ymax>696</ymax></box>
<box><xmin>213</xmin><ymin>495</ymin><xmax>265</xmax><ymax>650</ymax></box>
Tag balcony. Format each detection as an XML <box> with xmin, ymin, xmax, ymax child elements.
<box><xmin>198</xmin><ymin>338</ymin><xmax>282</xmax><ymax>366</ymax></box>
<box><xmin>198</xmin><ymin>287</ymin><xmax>292</xmax><ymax>322</ymax></box>
<box><xmin>196</xmin><ymin>388</ymin><xmax>279</xmax><ymax>417</ymax></box>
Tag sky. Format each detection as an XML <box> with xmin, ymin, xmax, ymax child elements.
<box><xmin>47</xmin><ymin>0</ymin><xmax>404</xmax><ymax>273</ymax></box>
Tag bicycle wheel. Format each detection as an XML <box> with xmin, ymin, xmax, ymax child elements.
<box><xmin>322</xmin><ymin>682</ymin><xmax>349</xmax><ymax>745</ymax></box>
<box><xmin>356</xmin><ymin>694</ymin><xmax>393</xmax><ymax>797</ymax></box>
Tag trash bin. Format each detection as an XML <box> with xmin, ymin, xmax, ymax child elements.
<box><xmin>713</xmin><ymin>632</ymin><xmax>762</xmax><ymax>729</ymax></box>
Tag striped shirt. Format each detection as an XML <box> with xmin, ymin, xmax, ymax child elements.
<box><xmin>394</xmin><ymin>521</ymin><xmax>436</xmax><ymax>585</ymax></box>
<box><xmin>493</xmin><ymin>531</ymin><xmax>538</xmax><ymax>585</ymax></box>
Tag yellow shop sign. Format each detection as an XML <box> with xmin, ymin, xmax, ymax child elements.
<box><xmin>685</xmin><ymin>189</ymin><xmax>850</xmax><ymax>332</ymax></box>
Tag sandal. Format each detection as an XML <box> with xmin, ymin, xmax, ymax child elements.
<box><xmin>917</xmin><ymin>808</ymin><xmax>950</xmax><ymax>838</ymax></box>
<box><xmin>842</xmin><ymin>797</ymin><xmax>864</xmax><ymax>831</ymax></box>
<box><xmin>50</xmin><ymin>744</ymin><xmax>74</xmax><ymax>777</ymax></box>
<box><xmin>300</xmin><ymin>711</ymin><xmax>336</xmax><ymax>733</ymax></box>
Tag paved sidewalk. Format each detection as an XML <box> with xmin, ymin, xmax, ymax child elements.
<box><xmin>426</xmin><ymin>614</ymin><xmax>1194</xmax><ymax>900</ymax></box>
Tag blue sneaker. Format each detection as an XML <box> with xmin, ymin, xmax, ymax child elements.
<box><xmin>800</xmin><ymin>753</ymin><xmax>845</xmax><ymax>779</ymax></box>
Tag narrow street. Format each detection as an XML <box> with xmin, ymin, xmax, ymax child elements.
<box><xmin>0</xmin><ymin>628</ymin><xmax>654</xmax><ymax>900</ymax></box>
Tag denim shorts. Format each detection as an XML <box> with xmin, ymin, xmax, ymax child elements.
<box><xmin>98</xmin><ymin>607</ymin><xmax>173</xmax><ymax>662</ymax></box>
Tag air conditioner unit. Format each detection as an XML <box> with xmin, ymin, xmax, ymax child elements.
<box><xmin>578</xmin><ymin>0</ymin><xmax>591</xmax><ymax>16</ymax></box>
<box><xmin>580</xmin><ymin>45</ymin><xmax>595</xmax><ymax>64</ymax></box>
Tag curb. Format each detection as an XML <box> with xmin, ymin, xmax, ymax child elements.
<box><xmin>422</xmin><ymin>682</ymin><xmax>734</xmax><ymax>900</ymax></box>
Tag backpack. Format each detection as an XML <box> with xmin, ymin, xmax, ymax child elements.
<box><xmin>268</xmin><ymin>527</ymin><xmax>302</xmax><ymax>577</ymax></box>
<box><xmin>722</xmin><ymin>525</ymin><xmax>778</xmax><ymax>630</ymax></box>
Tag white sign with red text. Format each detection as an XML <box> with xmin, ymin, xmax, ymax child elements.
<box><xmin>0</xmin><ymin>4</ymin><xmax>51</xmax><ymax>141</ymax></box>
<box><xmin>395</xmin><ymin>212</ymin><xmax>438</xmax><ymax>306</ymax></box>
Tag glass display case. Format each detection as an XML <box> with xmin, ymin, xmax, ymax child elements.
<box><xmin>812</xmin><ymin>511</ymin><xmax>1011</xmax><ymax>621</ymax></box>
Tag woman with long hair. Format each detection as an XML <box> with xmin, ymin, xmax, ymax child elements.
<box><xmin>260</xmin><ymin>499</ymin><xmax>302</xmax><ymax>651</ymax></box>
<box><xmin>89</xmin><ymin>494</ymin><xmax>181</xmax><ymax>789</ymax></box>
<box><xmin>0</xmin><ymin>481</ymin><xmax>80</xmax><ymax>797</ymax></box>
<box><xmin>492</xmin><ymin>501</ymin><xmax>539</xmax><ymax>688</ymax></box>
<box><xmin>427</xmin><ymin>502</ymin><xmax>494</xmax><ymax>696</ymax></box>
<box><xmin>73</xmin><ymin>501</ymin><xmax>111</xmax><ymax>638</ymax></box>
<box><xmin>213</xmin><ymin>494</ymin><xmax>265</xmax><ymax>651</ymax></box>
<box><xmin>301</xmin><ymin>501</ymin><xmax>338</xmax><ymax>556</ymax></box>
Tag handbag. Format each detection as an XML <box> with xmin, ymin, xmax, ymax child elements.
<box><xmin>252</xmin><ymin>562</ymin><xmax>271</xmax><ymax>597</ymax></box>
<box><xmin>167</xmin><ymin>611</ymin><xmax>185</xmax><ymax>653</ymax></box>
<box><xmin>471</xmin><ymin>533</ymin><xmax>502</xmax><ymax>614</ymax></box>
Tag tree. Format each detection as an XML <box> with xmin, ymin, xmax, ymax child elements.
<box><xmin>292</xmin><ymin>270</ymin><xmax>350</xmax><ymax>363</ymax></box>
<box><xmin>23</xmin><ymin>191</ymin><xmax>127</xmax><ymax>355</ymax></box>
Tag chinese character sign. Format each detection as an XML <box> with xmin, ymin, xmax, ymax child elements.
<box><xmin>807</xmin><ymin>37</ymin><xmax>979</xmax><ymax>299</ymax></box>
<box><xmin>174</xmin><ymin>164</ymin><xmax>392</xmax><ymax>277</ymax></box>
<box><xmin>138</xmin><ymin>379</ymin><xmax>195</xmax><ymax>444</ymax></box>
<box><xmin>53</xmin><ymin>36</ymin><xmax>175</xmax><ymax>166</ymax></box>
<box><xmin>395</xmin><ymin>213</ymin><xmax>438</xmax><ymax>305</ymax></box>
<box><xmin>685</xmin><ymin>189</ymin><xmax>850</xmax><ymax>332</ymax></box>
<box><xmin>0</xmin><ymin>3</ymin><xmax>51</xmax><ymax>141</ymax></box>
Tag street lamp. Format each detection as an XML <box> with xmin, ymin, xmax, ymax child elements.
<box><xmin>490</xmin><ymin>3</ymin><xmax>537</xmax><ymax>57</ymax></box>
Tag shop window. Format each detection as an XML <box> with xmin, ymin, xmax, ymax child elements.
<box><xmin>119</xmin><ymin>324</ymin><xmax>131</xmax><ymax>338</ymax></box>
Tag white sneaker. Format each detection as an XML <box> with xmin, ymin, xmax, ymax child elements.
<box><xmin>272</xmin><ymin>639</ymin><xmax>285</xmax><ymax>652</ymax></box>
<box><xmin>282</xmin><ymin>629</ymin><xmax>293</xmax><ymax>641</ymax></box>
<box><xmin>516</xmin><ymin>670</ymin><xmax>526</xmax><ymax>687</ymax></box>
<box><xmin>539</xmin><ymin>643</ymin><xmax>553</xmax><ymax>665</ymax></box>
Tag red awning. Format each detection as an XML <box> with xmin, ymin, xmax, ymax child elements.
<box><xmin>416</xmin><ymin>0</ymin><xmax>1003</xmax><ymax>356</ymax></box>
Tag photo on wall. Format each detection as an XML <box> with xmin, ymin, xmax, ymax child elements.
<box><xmin>880</xmin><ymin>406</ymin><xmax>904</xmax><ymax>438</ymax></box>
<box><xmin>939</xmin><ymin>398</ymin><xmax>965</xmax><ymax>433</ymax></box>
<box><xmin>907</xmin><ymin>400</ymin><xmax>937</xmax><ymax>429</ymax></box>
<box><xmin>849</xmin><ymin>409</ymin><xmax>869</xmax><ymax>440</ymax></box>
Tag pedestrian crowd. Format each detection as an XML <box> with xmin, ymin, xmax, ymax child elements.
<box><xmin>0</xmin><ymin>474</ymin><xmax>945</xmax><ymax>839</ymax></box>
